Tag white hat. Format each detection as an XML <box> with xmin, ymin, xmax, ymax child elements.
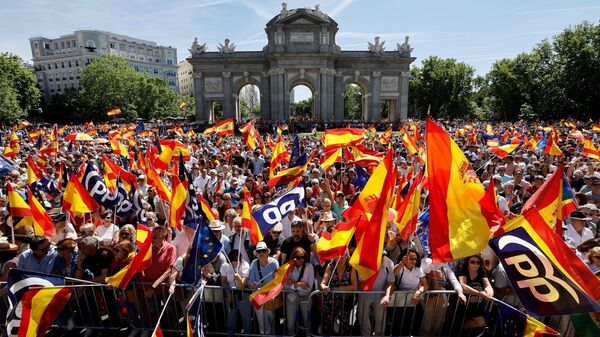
<box><xmin>254</xmin><ymin>241</ymin><xmax>271</xmax><ymax>256</ymax></box>
<box><xmin>208</xmin><ymin>220</ymin><xmax>225</xmax><ymax>231</ymax></box>
<box><xmin>580</xmin><ymin>204</ymin><xmax>598</xmax><ymax>212</ymax></box>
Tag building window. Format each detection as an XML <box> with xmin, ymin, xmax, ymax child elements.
<box><xmin>44</xmin><ymin>43</ymin><xmax>50</xmax><ymax>49</ymax></box>
<box><xmin>129</xmin><ymin>46</ymin><xmax>135</xmax><ymax>52</ymax></box>
<box><xmin>61</xmin><ymin>62</ymin><xmax>65</xmax><ymax>68</ymax></box>
<box><xmin>75</xmin><ymin>60</ymin><xmax>79</xmax><ymax>67</ymax></box>
<box><xmin>120</xmin><ymin>44</ymin><xmax>126</xmax><ymax>51</ymax></box>
<box><xmin>110</xmin><ymin>42</ymin><xmax>115</xmax><ymax>49</ymax></box>
<box><xmin>34</xmin><ymin>42</ymin><xmax>38</xmax><ymax>49</ymax></box>
<box><xmin>61</xmin><ymin>41</ymin><xmax>65</xmax><ymax>49</ymax></box>
<box><xmin>54</xmin><ymin>63</ymin><xmax>58</xmax><ymax>69</ymax></box>
<box><xmin>66</xmin><ymin>41</ymin><xmax>70</xmax><ymax>48</ymax></box>
<box><xmin>54</xmin><ymin>43</ymin><xmax>58</xmax><ymax>49</ymax></box>
<box><xmin>167</xmin><ymin>59</ymin><xmax>173</xmax><ymax>65</ymax></box>
<box><xmin>68</xmin><ymin>61</ymin><xmax>71</xmax><ymax>67</ymax></box>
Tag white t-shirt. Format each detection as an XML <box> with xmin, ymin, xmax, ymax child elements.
<box><xmin>172</xmin><ymin>230</ymin><xmax>193</xmax><ymax>258</ymax></box>
<box><xmin>396</xmin><ymin>265</ymin><xmax>425</xmax><ymax>291</ymax></box>
<box><xmin>565</xmin><ymin>223</ymin><xmax>594</xmax><ymax>246</ymax></box>
<box><xmin>220</xmin><ymin>260</ymin><xmax>250</xmax><ymax>288</ymax></box>
<box><xmin>96</xmin><ymin>224</ymin><xmax>119</xmax><ymax>242</ymax></box>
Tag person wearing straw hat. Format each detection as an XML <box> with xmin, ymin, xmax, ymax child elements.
<box><xmin>565</xmin><ymin>210</ymin><xmax>594</xmax><ymax>246</ymax></box>
<box><xmin>0</xmin><ymin>226</ymin><xmax>33</xmax><ymax>281</ymax></box>
<box><xmin>208</xmin><ymin>219</ymin><xmax>231</xmax><ymax>254</ymax></box>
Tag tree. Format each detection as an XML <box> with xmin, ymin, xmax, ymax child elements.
<box><xmin>409</xmin><ymin>56</ymin><xmax>476</xmax><ymax>119</ymax></box>
<box><xmin>0</xmin><ymin>54</ymin><xmax>41</xmax><ymax>125</ymax></box>
<box><xmin>73</xmin><ymin>55</ymin><xmax>187</xmax><ymax>122</ymax></box>
<box><xmin>343</xmin><ymin>84</ymin><xmax>363</xmax><ymax>120</ymax></box>
<box><xmin>290</xmin><ymin>97</ymin><xmax>313</xmax><ymax>117</ymax></box>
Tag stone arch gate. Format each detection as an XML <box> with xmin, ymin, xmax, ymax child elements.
<box><xmin>188</xmin><ymin>4</ymin><xmax>415</xmax><ymax>123</ymax></box>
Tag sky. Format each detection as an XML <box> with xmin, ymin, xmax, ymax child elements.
<box><xmin>1</xmin><ymin>0</ymin><xmax>599</xmax><ymax>101</ymax></box>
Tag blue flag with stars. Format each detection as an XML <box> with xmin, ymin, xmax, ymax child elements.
<box><xmin>415</xmin><ymin>210</ymin><xmax>430</xmax><ymax>257</ymax></box>
<box><xmin>180</xmin><ymin>218</ymin><xmax>223</xmax><ymax>285</ymax></box>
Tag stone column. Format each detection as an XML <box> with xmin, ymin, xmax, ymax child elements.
<box><xmin>261</xmin><ymin>71</ymin><xmax>271</xmax><ymax>120</ymax></box>
<box><xmin>269</xmin><ymin>68</ymin><xmax>285</xmax><ymax>121</ymax></box>
<box><xmin>334</xmin><ymin>71</ymin><xmax>344</xmax><ymax>123</ymax></box>
<box><xmin>399</xmin><ymin>71</ymin><xmax>410</xmax><ymax>121</ymax></box>
<box><xmin>193</xmin><ymin>72</ymin><xmax>208</xmax><ymax>121</ymax></box>
<box><xmin>222</xmin><ymin>72</ymin><xmax>233</xmax><ymax>119</ymax></box>
<box><xmin>370</xmin><ymin>71</ymin><xmax>382</xmax><ymax>121</ymax></box>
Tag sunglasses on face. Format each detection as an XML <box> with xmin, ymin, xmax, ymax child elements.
<box><xmin>295</xmin><ymin>255</ymin><xmax>306</xmax><ymax>260</ymax></box>
<box><xmin>119</xmin><ymin>232</ymin><xmax>131</xmax><ymax>237</ymax></box>
<box><xmin>470</xmin><ymin>260</ymin><xmax>481</xmax><ymax>265</ymax></box>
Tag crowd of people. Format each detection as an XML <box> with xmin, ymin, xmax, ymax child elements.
<box><xmin>0</xmin><ymin>119</ymin><xmax>599</xmax><ymax>336</ymax></box>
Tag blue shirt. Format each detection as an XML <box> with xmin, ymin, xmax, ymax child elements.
<box><xmin>18</xmin><ymin>248</ymin><xmax>58</xmax><ymax>274</ymax></box>
<box><xmin>249</xmin><ymin>257</ymin><xmax>279</xmax><ymax>286</ymax></box>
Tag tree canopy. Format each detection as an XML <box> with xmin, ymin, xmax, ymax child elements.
<box><xmin>0</xmin><ymin>54</ymin><xmax>41</xmax><ymax>125</ymax></box>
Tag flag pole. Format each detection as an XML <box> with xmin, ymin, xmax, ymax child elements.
<box><xmin>326</xmin><ymin>255</ymin><xmax>343</xmax><ymax>289</ymax></box>
<box><xmin>151</xmin><ymin>291</ymin><xmax>174</xmax><ymax>335</ymax></box>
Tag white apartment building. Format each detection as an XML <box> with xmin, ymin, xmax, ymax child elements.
<box><xmin>178</xmin><ymin>59</ymin><xmax>194</xmax><ymax>96</ymax></box>
<box><xmin>30</xmin><ymin>30</ymin><xmax>178</xmax><ymax>102</ymax></box>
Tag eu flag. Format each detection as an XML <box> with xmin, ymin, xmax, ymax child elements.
<box><xmin>180</xmin><ymin>218</ymin><xmax>223</xmax><ymax>285</ymax></box>
<box><xmin>415</xmin><ymin>210</ymin><xmax>430</xmax><ymax>257</ymax></box>
<box><xmin>497</xmin><ymin>300</ymin><xmax>558</xmax><ymax>337</ymax></box>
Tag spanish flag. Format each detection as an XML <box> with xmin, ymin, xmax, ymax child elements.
<box><xmin>249</xmin><ymin>260</ymin><xmax>295</xmax><ymax>309</ymax></box>
<box><xmin>16</xmin><ymin>120</ymin><xmax>31</xmax><ymax>130</ymax></box>
<box><xmin>26</xmin><ymin>155</ymin><xmax>44</xmax><ymax>186</ymax></box>
<box><xmin>109</xmin><ymin>138</ymin><xmax>129</xmax><ymax>157</ymax></box>
<box><xmin>9</xmin><ymin>130</ymin><xmax>20</xmax><ymax>155</ymax></box>
<box><xmin>267</xmin><ymin>163</ymin><xmax>307</xmax><ymax>188</ymax></box>
<box><xmin>8</xmin><ymin>183</ymin><xmax>32</xmax><ymax>222</ymax></box>
<box><xmin>28</xmin><ymin>129</ymin><xmax>43</xmax><ymax>140</ymax></box>
<box><xmin>151</xmin><ymin>326</ymin><xmax>164</xmax><ymax>337</ymax></box>
<box><xmin>592</xmin><ymin>124</ymin><xmax>600</xmax><ymax>132</ymax></box>
<box><xmin>106</xmin><ymin>224</ymin><xmax>153</xmax><ymax>288</ymax></box>
<box><xmin>240</xmin><ymin>121</ymin><xmax>259</xmax><ymax>151</ymax></box>
<box><xmin>426</xmin><ymin>118</ymin><xmax>494</xmax><ymax>262</ymax></box>
<box><xmin>317</xmin><ymin>216</ymin><xmax>360</xmax><ymax>263</ymax></box>
<box><xmin>106</xmin><ymin>107</ymin><xmax>123</xmax><ymax>116</ymax></box>
<box><xmin>18</xmin><ymin>286</ymin><xmax>72</xmax><ymax>337</ymax></box>
<box><xmin>154</xmin><ymin>140</ymin><xmax>191</xmax><ymax>170</ymax></box>
<box><xmin>145</xmin><ymin>159</ymin><xmax>172</xmax><ymax>202</ymax></box>
<box><xmin>490</xmin><ymin>141</ymin><xmax>522</xmax><ymax>158</ymax></box>
<box><xmin>102</xmin><ymin>155</ymin><xmax>137</xmax><ymax>192</ymax></box>
<box><xmin>269</xmin><ymin>136</ymin><xmax>289</xmax><ymax>178</ymax></box>
<box><xmin>197</xmin><ymin>194</ymin><xmax>217</xmax><ymax>221</ymax></box>
<box><xmin>393</xmin><ymin>172</ymin><xmax>422</xmax><ymax>240</ymax></box>
<box><xmin>379</xmin><ymin>127</ymin><xmax>392</xmax><ymax>144</ymax></box>
<box><xmin>203</xmin><ymin>118</ymin><xmax>234</xmax><ymax>136</ymax></box>
<box><xmin>544</xmin><ymin>133</ymin><xmax>562</xmax><ymax>156</ymax></box>
<box><xmin>583</xmin><ymin>138</ymin><xmax>600</xmax><ymax>160</ymax></box>
<box><xmin>324</xmin><ymin>128</ymin><xmax>364</xmax><ymax>150</ymax></box>
<box><xmin>521</xmin><ymin>164</ymin><xmax>576</xmax><ymax>237</ymax></box>
<box><xmin>27</xmin><ymin>187</ymin><xmax>54</xmax><ymax>237</ymax></box>
<box><xmin>242</xmin><ymin>192</ymin><xmax>262</xmax><ymax>244</ymax></box>
<box><xmin>62</xmin><ymin>174</ymin><xmax>97</xmax><ymax>214</ymax></box>
<box><xmin>351</xmin><ymin>144</ymin><xmax>384</xmax><ymax>167</ymax></box>
<box><xmin>350</xmin><ymin>148</ymin><xmax>395</xmax><ymax>289</ymax></box>
<box><xmin>402</xmin><ymin>132</ymin><xmax>419</xmax><ymax>155</ymax></box>
<box><xmin>266</xmin><ymin>134</ymin><xmax>276</xmax><ymax>149</ymax></box>
<box><xmin>321</xmin><ymin>147</ymin><xmax>342</xmax><ymax>172</ymax></box>
<box><xmin>169</xmin><ymin>175</ymin><xmax>188</xmax><ymax>231</ymax></box>
<box><xmin>3</xmin><ymin>145</ymin><xmax>16</xmax><ymax>159</ymax></box>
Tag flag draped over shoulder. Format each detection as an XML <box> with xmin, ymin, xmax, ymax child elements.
<box><xmin>203</xmin><ymin>118</ymin><xmax>234</xmax><ymax>136</ymax></box>
<box><xmin>350</xmin><ymin>149</ymin><xmax>395</xmax><ymax>290</ymax></box>
<box><xmin>426</xmin><ymin>118</ymin><xmax>495</xmax><ymax>262</ymax></box>
<box><xmin>490</xmin><ymin>208</ymin><xmax>600</xmax><ymax>316</ymax></box>
<box><xmin>18</xmin><ymin>287</ymin><xmax>72</xmax><ymax>337</ymax></box>
<box><xmin>106</xmin><ymin>224</ymin><xmax>153</xmax><ymax>288</ymax></box>
<box><xmin>249</xmin><ymin>260</ymin><xmax>294</xmax><ymax>309</ymax></box>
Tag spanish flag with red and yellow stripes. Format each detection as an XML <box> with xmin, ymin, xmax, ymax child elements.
<box><xmin>18</xmin><ymin>286</ymin><xmax>72</xmax><ymax>337</ymax></box>
<box><xmin>402</xmin><ymin>132</ymin><xmax>419</xmax><ymax>155</ymax></box>
<box><xmin>203</xmin><ymin>118</ymin><xmax>234</xmax><ymax>136</ymax></box>
<box><xmin>249</xmin><ymin>260</ymin><xmax>295</xmax><ymax>309</ymax></box>
<box><xmin>426</xmin><ymin>118</ymin><xmax>495</xmax><ymax>262</ymax></box>
<box><xmin>350</xmin><ymin>148</ymin><xmax>396</xmax><ymax>289</ymax></box>
<box><xmin>106</xmin><ymin>224</ymin><xmax>153</xmax><ymax>288</ymax></box>
<box><xmin>169</xmin><ymin>175</ymin><xmax>188</xmax><ymax>230</ymax></box>
<box><xmin>197</xmin><ymin>193</ymin><xmax>217</xmax><ymax>221</ymax></box>
<box><xmin>324</xmin><ymin>128</ymin><xmax>364</xmax><ymax>150</ymax></box>
<box><xmin>110</xmin><ymin>138</ymin><xmax>129</xmax><ymax>157</ymax></box>
<box><xmin>62</xmin><ymin>174</ymin><xmax>98</xmax><ymax>214</ymax></box>
<box><xmin>7</xmin><ymin>183</ymin><xmax>32</xmax><ymax>225</ymax></box>
<box><xmin>27</xmin><ymin>187</ymin><xmax>54</xmax><ymax>237</ymax></box>
<box><xmin>9</xmin><ymin>130</ymin><xmax>20</xmax><ymax>155</ymax></box>
<box><xmin>102</xmin><ymin>155</ymin><xmax>138</xmax><ymax>192</ymax></box>
<box><xmin>394</xmin><ymin>172</ymin><xmax>422</xmax><ymax>240</ymax></box>
<box><xmin>544</xmin><ymin>133</ymin><xmax>563</xmax><ymax>156</ymax></box>
<box><xmin>583</xmin><ymin>138</ymin><xmax>599</xmax><ymax>160</ymax></box>
<box><xmin>145</xmin><ymin>159</ymin><xmax>172</xmax><ymax>202</ymax></box>
<box><xmin>242</xmin><ymin>192</ymin><xmax>262</xmax><ymax>244</ymax></box>
<box><xmin>269</xmin><ymin>135</ymin><xmax>289</xmax><ymax>178</ymax></box>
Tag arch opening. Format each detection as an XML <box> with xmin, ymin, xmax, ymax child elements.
<box><xmin>289</xmin><ymin>84</ymin><xmax>314</xmax><ymax>119</ymax></box>
<box><xmin>343</xmin><ymin>83</ymin><xmax>366</xmax><ymax>121</ymax></box>
<box><xmin>237</xmin><ymin>84</ymin><xmax>261</xmax><ymax>120</ymax></box>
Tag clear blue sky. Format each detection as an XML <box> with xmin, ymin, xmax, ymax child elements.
<box><xmin>1</xmin><ymin>0</ymin><xmax>599</xmax><ymax>100</ymax></box>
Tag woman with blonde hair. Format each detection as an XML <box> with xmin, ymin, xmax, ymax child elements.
<box><xmin>586</xmin><ymin>246</ymin><xmax>600</xmax><ymax>273</ymax></box>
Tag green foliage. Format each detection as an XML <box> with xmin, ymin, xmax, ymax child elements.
<box><xmin>45</xmin><ymin>55</ymin><xmax>189</xmax><ymax>122</ymax></box>
<box><xmin>409</xmin><ymin>56</ymin><xmax>476</xmax><ymax>119</ymax></box>
<box><xmin>343</xmin><ymin>84</ymin><xmax>363</xmax><ymax>120</ymax></box>
<box><xmin>0</xmin><ymin>53</ymin><xmax>41</xmax><ymax>125</ymax></box>
<box><xmin>484</xmin><ymin>21</ymin><xmax>600</xmax><ymax>120</ymax></box>
<box><xmin>290</xmin><ymin>96</ymin><xmax>313</xmax><ymax>117</ymax></box>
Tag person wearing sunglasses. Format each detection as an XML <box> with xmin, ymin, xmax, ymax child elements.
<box><xmin>284</xmin><ymin>247</ymin><xmax>314</xmax><ymax>334</ymax></box>
<box><xmin>107</xmin><ymin>240</ymin><xmax>135</xmax><ymax>279</ymax></box>
<box><xmin>96</xmin><ymin>210</ymin><xmax>119</xmax><ymax>247</ymax></box>
<box><xmin>52</xmin><ymin>237</ymin><xmax>78</xmax><ymax>277</ymax></box>
<box><xmin>457</xmin><ymin>255</ymin><xmax>493</xmax><ymax>331</ymax></box>
<box><xmin>585</xmin><ymin>246</ymin><xmax>600</xmax><ymax>273</ymax></box>
<box><xmin>247</xmin><ymin>241</ymin><xmax>279</xmax><ymax>334</ymax></box>
<box><xmin>117</xmin><ymin>225</ymin><xmax>137</xmax><ymax>244</ymax></box>
<box><xmin>18</xmin><ymin>235</ymin><xmax>58</xmax><ymax>274</ymax></box>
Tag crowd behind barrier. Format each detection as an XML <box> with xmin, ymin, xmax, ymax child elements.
<box><xmin>0</xmin><ymin>282</ymin><xmax>577</xmax><ymax>337</ymax></box>
<box><xmin>0</xmin><ymin>118</ymin><xmax>599</xmax><ymax>337</ymax></box>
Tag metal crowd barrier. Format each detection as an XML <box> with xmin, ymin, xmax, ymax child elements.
<box><xmin>0</xmin><ymin>282</ymin><xmax>577</xmax><ymax>337</ymax></box>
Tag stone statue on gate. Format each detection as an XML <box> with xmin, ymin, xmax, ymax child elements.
<box><xmin>280</xmin><ymin>2</ymin><xmax>289</xmax><ymax>17</ymax></box>
<box><xmin>218</xmin><ymin>38</ymin><xmax>236</xmax><ymax>54</ymax></box>
<box><xmin>397</xmin><ymin>36</ymin><xmax>413</xmax><ymax>56</ymax></box>
<box><xmin>368</xmin><ymin>36</ymin><xmax>385</xmax><ymax>54</ymax></box>
<box><xmin>189</xmin><ymin>37</ymin><xmax>207</xmax><ymax>55</ymax></box>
